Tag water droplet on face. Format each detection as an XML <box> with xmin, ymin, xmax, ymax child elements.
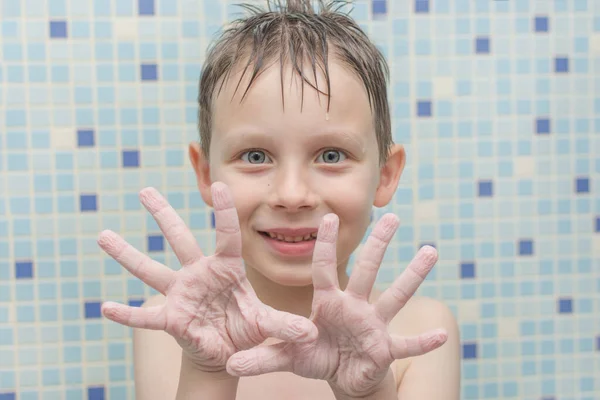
<box><xmin>325</xmin><ymin>112</ymin><xmax>330</xmax><ymax>121</ymax></box>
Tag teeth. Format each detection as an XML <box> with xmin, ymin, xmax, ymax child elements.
<box><xmin>265</xmin><ymin>232</ymin><xmax>317</xmax><ymax>243</ymax></box>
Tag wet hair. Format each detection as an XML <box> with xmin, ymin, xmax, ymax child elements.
<box><xmin>198</xmin><ymin>0</ymin><xmax>392</xmax><ymax>165</ymax></box>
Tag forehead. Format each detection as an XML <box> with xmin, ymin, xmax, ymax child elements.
<box><xmin>211</xmin><ymin>56</ymin><xmax>374</xmax><ymax>138</ymax></box>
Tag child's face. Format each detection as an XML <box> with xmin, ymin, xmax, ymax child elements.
<box><xmin>190</xmin><ymin>59</ymin><xmax>404</xmax><ymax>287</ymax></box>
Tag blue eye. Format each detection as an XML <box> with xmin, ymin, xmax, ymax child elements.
<box><xmin>241</xmin><ymin>150</ymin><xmax>271</xmax><ymax>164</ymax></box>
<box><xmin>317</xmin><ymin>149</ymin><xmax>346</xmax><ymax>164</ymax></box>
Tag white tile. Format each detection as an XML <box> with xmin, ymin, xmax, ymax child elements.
<box><xmin>51</xmin><ymin>128</ymin><xmax>75</xmax><ymax>150</ymax></box>
<box><xmin>515</xmin><ymin>156</ymin><xmax>535</xmax><ymax>177</ymax></box>
<box><xmin>433</xmin><ymin>77</ymin><xmax>455</xmax><ymax>98</ymax></box>
<box><xmin>497</xmin><ymin>317</ymin><xmax>519</xmax><ymax>338</ymax></box>
<box><xmin>458</xmin><ymin>300</ymin><xmax>479</xmax><ymax>320</ymax></box>
<box><xmin>415</xmin><ymin>201</ymin><xmax>438</xmax><ymax>221</ymax></box>
<box><xmin>114</xmin><ymin>18</ymin><xmax>139</xmax><ymax>40</ymax></box>
<box><xmin>590</xmin><ymin>34</ymin><xmax>600</xmax><ymax>54</ymax></box>
<box><xmin>594</xmin><ymin>236</ymin><xmax>600</xmax><ymax>256</ymax></box>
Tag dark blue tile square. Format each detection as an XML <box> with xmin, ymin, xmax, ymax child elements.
<box><xmin>555</xmin><ymin>57</ymin><xmax>569</xmax><ymax>73</ymax></box>
<box><xmin>417</xmin><ymin>100</ymin><xmax>432</xmax><ymax>117</ymax></box>
<box><xmin>77</xmin><ymin>129</ymin><xmax>95</xmax><ymax>147</ymax></box>
<box><xmin>148</xmin><ymin>235</ymin><xmax>164</xmax><ymax>252</ymax></box>
<box><xmin>518</xmin><ymin>239</ymin><xmax>534</xmax><ymax>256</ymax></box>
<box><xmin>595</xmin><ymin>217</ymin><xmax>600</xmax><ymax>232</ymax></box>
<box><xmin>478</xmin><ymin>180</ymin><xmax>493</xmax><ymax>197</ymax></box>
<box><xmin>415</xmin><ymin>0</ymin><xmax>429</xmax><ymax>13</ymax></box>
<box><xmin>535</xmin><ymin>16</ymin><xmax>549</xmax><ymax>32</ymax></box>
<box><xmin>211</xmin><ymin>211</ymin><xmax>216</xmax><ymax>228</ymax></box>
<box><xmin>138</xmin><ymin>0</ymin><xmax>155</xmax><ymax>15</ymax></box>
<box><xmin>536</xmin><ymin>118</ymin><xmax>551</xmax><ymax>134</ymax></box>
<box><xmin>88</xmin><ymin>386</ymin><xmax>105</xmax><ymax>400</ymax></box>
<box><xmin>461</xmin><ymin>262</ymin><xmax>475</xmax><ymax>279</ymax></box>
<box><xmin>0</xmin><ymin>394</ymin><xmax>16</xmax><ymax>400</ymax></box>
<box><xmin>49</xmin><ymin>21</ymin><xmax>67</xmax><ymax>38</ymax></box>
<box><xmin>141</xmin><ymin>64</ymin><xmax>158</xmax><ymax>81</ymax></box>
<box><xmin>122</xmin><ymin>150</ymin><xmax>140</xmax><ymax>167</ymax></box>
<box><xmin>558</xmin><ymin>298</ymin><xmax>572</xmax><ymax>314</ymax></box>
<box><xmin>475</xmin><ymin>37</ymin><xmax>490</xmax><ymax>54</ymax></box>
<box><xmin>16</xmin><ymin>261</ymin><xmax>33</xmax><ymax>279</ymax></box>
<box><xmin>596</xmin><ymin>335</ymin><xmax>600</xmax><ymax>351</ymax></box>
<box><xmin>576</xmin><ymin>177</ymin><xmax>589</xmax><ymax>193</ymax></box>
<box><xmin>128</xmin><ymin>299</ymin><xmax>144</xmax><ymax>307</ymax></box>
<box><xmin>84</xmin><ymin>302</ymin><xmax>102</xmax><ymax>319</ymax></box>
<box><xmin>372</xmin><ymin>0</ymin><xmax>387</xmax><ymax>15</ymax></box>
<box><xmin>80</xmin><ymin>194</ymin><xmax>98</xmax><ymax>212</ymax></box>
<box><xmin>463</xmin><ymin>343</ymin><xmax>477</xmax><ymax>359</ymax></box>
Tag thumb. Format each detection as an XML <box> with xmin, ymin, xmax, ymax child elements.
<box><xmin>226</xmin><ymin>342</ymin><xmax>292</xmax><ymax>377</ymax></box>
<box><xmin>256</xmin><ymin>306</ymin><xmax>318</xmax><ymax>343</ymax></box>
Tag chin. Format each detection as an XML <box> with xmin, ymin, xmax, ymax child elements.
<box><xmin>262</xmin><ymin>264</ymin><xmax>315</xmax><ymax>287</ymax></box>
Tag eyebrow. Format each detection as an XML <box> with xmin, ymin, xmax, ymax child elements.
<box><xmin>220</xmin><ymin>129</ymin><xmax>367</xmax><ymax>154</ymax></box>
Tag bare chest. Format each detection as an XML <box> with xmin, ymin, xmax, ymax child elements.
<box><xmin>236</xmin><ymin>372</ymin><xmax>336</xmax><ymax>400</ymax></box>
<box><xmin>235</xmin><ymin>361</ymin><xmax>403</xmax><ymax>400</ymax></box>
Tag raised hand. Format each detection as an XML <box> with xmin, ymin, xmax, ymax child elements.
<box><xmin>98</xmin><ymin>182</ymin><xmax>318</xmax><ymax>372</ymax></box>
<box><xmin>226</xmin><ymin>213</ymin><xmax>447</xmax><ymax>397</ymax></box>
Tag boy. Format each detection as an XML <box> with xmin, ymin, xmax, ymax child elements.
<box><xmin>99</xmin><ymin>0</ymin><xmax>460</xmax><ymax>399</ymax></box>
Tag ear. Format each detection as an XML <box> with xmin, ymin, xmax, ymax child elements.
<box><xmin>373</xmin><ymin>144</ymin><xmax>406</xmax><ymax>208</ymax></box>
<box><xmin>188</xmin><ymin>142</ymin><xmax>214</xmax><ymax>207</ymax></box>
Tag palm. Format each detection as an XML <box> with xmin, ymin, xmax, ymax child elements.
<box><xmin>99</xmin><ymin>182</ymin><xmax>318</xmax><ymax>371</ymax></box>
<box><xmin>227</xmin><ymin>214</ymin><xmax>447</xmax><ymax>397</ymax></box>
<box><xmin>305</xmin><ymin>294</ymin><xmax>393</xmax><ymax>391</ymax></box>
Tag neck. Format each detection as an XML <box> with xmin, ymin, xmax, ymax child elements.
<box><xmin>244</xmin><ymin>262</ymin><xmax>351</xmax><ymax>319</ymax></box>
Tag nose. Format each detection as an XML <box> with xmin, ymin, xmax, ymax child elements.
<box><xmin>267</xmin><ymin>163</ymin><xmax>318</xmax><ymax>212</ymax></box>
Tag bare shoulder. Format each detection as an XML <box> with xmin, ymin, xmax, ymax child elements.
<box><xmin>133</xmin><ymin>294</ymin><xmax>183</xmax><ymax>400</ymax></box>
<box><xmin>388</xmin><ymin>295</ymin><xmax>461</xmax><ymax>399</ymax></box>
<box><xmin>389</xmin><ymin>295</ymin><xmax>458</xmax><ymax>335</ymax></box>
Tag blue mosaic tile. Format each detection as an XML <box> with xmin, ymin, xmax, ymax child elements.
<box><xmin>415</xmin><ymin>0</ymin><xmax>429</xmax><ymax>13</ymax></box>
<box><xmin>534</xmin><ymin>16</ymin><xmax>549</xmax><ymax>32</ymax></box>
<box><xmin>138</xmin><ymin>0</ymin><xmax>155</xmax><ymax>16</ymax></box>
<box><xmin>140</xmin><ymin>63</ymin><xmax>158</xmax><ymax>81</ymax></box>
<box><xmin>147</xmin><ymin>235</ymin><xmax>164</xmax><ymax>252</ymax></box>
<box><xmin>88</xmin><ymin>386</ymin><xmax>105</xmax><ymax>400</ymax></box>
<box><xmin>49</xmin><ymin>21</ymin><xmax>67</xmax><ymax>38</ymax></box>
<box><xmin>372</xmin><ymin>0</ymin><xmax>386</xmax><ymax>15</ymax></box>
<box><xmin>84</xmin><ymin>302</ymin><xmax>102</xmax><ymax>319</ymax></box>
<box><xmin>122</xmin><ymin>150</ymin><xmax>140</xmax><ymax>168</ymax></box>
<box><xmin>15</xmin><ymin>261</ymin><xmax>33</xmax><ymax>279</ymax></box>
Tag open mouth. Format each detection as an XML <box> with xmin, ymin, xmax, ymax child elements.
<box><xmin>258</xmin><ymin>231</ymin><xmax>318</xmax><ymax>243</ymax></box>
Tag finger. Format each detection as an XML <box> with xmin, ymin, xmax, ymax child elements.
<box><xmin>139</xmin><ymin>187</ymin><xmax>204</xmax><ymax>266</ymax></box>
<box><xmin>98</xmin><ymin>230</ymin><xmax>175</xmax><ymax>294</ymax></box>
<box><xmin>311</xmin><ymin>213</ymin><xmax>340</xmax><ymax>291</ymax></box>
<box><xmin>374</xmin><ymin>245</ymin><xmax>438</xmax><ymax>323</ymax></box>
<box><xmin>389</xmin><ymin>329</ymin><xmax>447</xmax><ymax>359</ymax></box>
<box><xmin>101</xmin><ymin>301</ymin><xmax>166</xmax><ymax>330</ymax></box>
<box><xmin>211</xmin><ymin>182</ymin><xmax>242</xmax><ymax>258</ymax></box>
<box><xmin>345</xmin><ymin>213</ymin><xmax>399</xmax><ymax>300</ymax></box>
<box><xmin>256</xmin><ymin>306</ymin><xmax>319</xmax><ymax>343</ymax></box>
<box><xmin>226</xmin><ymin>342</ymin><xmax>293</xmax><ymax>377</ymax></box>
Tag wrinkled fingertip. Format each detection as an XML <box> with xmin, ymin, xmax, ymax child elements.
<box><xmin>97</xmin><ymin>229</ymin><xmax>119</xmax><ymax>248</ymax></box>
<box><xmin>317</xmin><ymin>214</ymin><xmax>339</xmax><ymax>242</ymax></box>
<box><xmin>418</xmin><ymin>244</ymin><xmax>439</xmax><ymax>262</ymax></box>
<box><xmin>100</xmin><ymin>301</ymin><xmax>119</xmax><ymax>319</ymax></box>
<box><xmin>225</xmin><ymin>355</ymin><xmax>249</xmax><ymax>377</ymax></box>
<box><xmin>301</xmin><ymin>323</ymin><xmax>320</xmax><ymax>343</ymax></box>
<box><xmin>290</xmin><ymin>320</ymin><xmax>319</xmax><ymax>343</ymax></box>
<box><xmin>225</xmin><ymin>361</ymin><xmax>240</xmax><ymax>377</ymax></box>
